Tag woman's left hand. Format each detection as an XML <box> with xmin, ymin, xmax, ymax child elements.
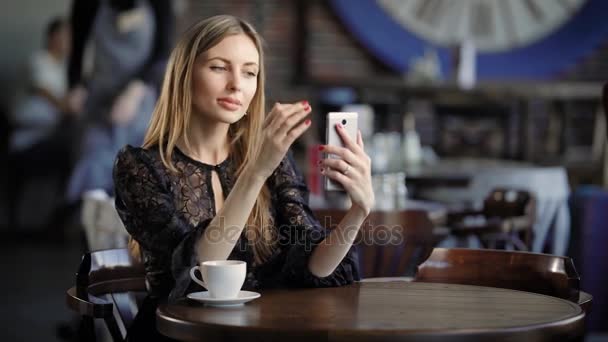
<box><xmin>320</xmin><ymin>124</ymin><xmax>374</xmax><ymax>215</ymax></box>
<box><xmin>110</xmin><ymin>80</ymin><xmax>146</xmax><ymax>125</ymax></box>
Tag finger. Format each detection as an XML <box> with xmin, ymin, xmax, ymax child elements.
<box><xmin>357</xmin><ymin>130</ymin><xmax>364</xmax><ymax>149</ymax></box>
<box><xmin>264</xmin><ymin>102</ymin><xmax>298</xmax><ymax>130</ymax></box>
<box><xmin>262</xmin><ymin>102</ymin><xmax>282</xmax><ymax>130</ymax></box>
<box><xmin>335</xmin><ymin>123</ymin><xmax>362</xmax><ymax>154</ymax></box>
<box><xmin>270</xmin><ymin>101</ymin><xmax>309</xmax><ymax>132</ymax></box>
<box><xmin>320</xmin><ymin>158</ymin><xmax>357</xmax><ymax>178</ymax></box>
<box><xmin>321</xmin><ymin>166</ymin><xmax>353</xmax><ymax>190</ymax></box>
<box><xmin>284</xmin><ymin>118</ymin><xmax>312</xmax><ymax>145</ymax></box>
<box><xmin>266</xmin><ymin>100</ymin><xmax>308</xmax><ymax>131</ymax></box>
<box><xmin>277</xmin><ymin>106</ymin><xmax>312</xmax><ymax>137</ymax></box>
<box><xmin>321</xmin><ymin>144</ymin><xmax>358</xmax><ymax>167</ymax></box>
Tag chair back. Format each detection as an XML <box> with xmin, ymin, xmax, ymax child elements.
<box><xmin>81</xmin><ymin>190</ymin><xmax>129</xmax><ymax>251</ymax></box>
<box><xmin>77</xmin><ymin>248</ymin><xmax>145</xmax><ymax>295</ymax></box>
<box><xmin>314</xmin><ymin>209</ymin><xmax>435</xmax><ymax>278</ymax></box>
<box><xmin>448</xmin><ymin>188</ymin><xmax>536</xmax><ymax>250</ymax></box>
<box><xmin>482</xmin><ymin>188</ymin><xmax>533</xmax><ymax>218</ymax></box>
<box><xmin>67</xmin><ymin>248</ymin><xmax>146</xmax><ymax>342</ymax></box>
<box><xmin>414</xmin><ymin>248</ymin><xmax>580</xmax><ymax>302</ymax></box>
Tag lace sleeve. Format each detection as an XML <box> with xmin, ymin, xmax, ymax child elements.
<box><xmin>113</xmin><ymin>146</ymin><xmax>210</xmax><ymax>299</ymax></box>
<box><xmin>269</xmin><ymin>152</ymin><xmax>360</xmax><ymax>288</ymax></box>
<box><xmin>113</xmin><ymin>146</ymin><xmax>192</xmax><ymax>253</ymax></box>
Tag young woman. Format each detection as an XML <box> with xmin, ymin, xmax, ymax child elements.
<box><xmin>113</xmin><ymin>14</ymin><xmax>374</xmax><ymax>340</ymax></box>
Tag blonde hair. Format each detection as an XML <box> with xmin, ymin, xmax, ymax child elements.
<box><xmin>131</xmin><ymin>15</ymin><xmax>275</xmax><ymax>265</ymax></box>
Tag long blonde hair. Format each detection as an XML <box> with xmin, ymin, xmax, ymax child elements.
<box><xmin>132</xmin><ymin>15</ymin><xmax>275</xmax><ymax>265</ymax></box>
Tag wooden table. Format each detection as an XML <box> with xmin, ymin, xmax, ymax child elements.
<box><xmin>156</xmin><ymin>281</ymin><xmax>584</xmax><ymax>341</ymax></box>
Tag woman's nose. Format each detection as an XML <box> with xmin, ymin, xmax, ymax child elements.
<box><xmin>227</xmin><ymin>72</ymin><xmax>242</xmax><ymax>91</ymax></box>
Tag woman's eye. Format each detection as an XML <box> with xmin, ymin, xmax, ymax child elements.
<box><xmin>210</xmin><ymin>66</ymin><xmax>226</xmax><ymax>71</ymax></box>
<box><xmin>245</xmin><ymin>71</ymin><xmax>257</xmax><ymax>77</ymax></box>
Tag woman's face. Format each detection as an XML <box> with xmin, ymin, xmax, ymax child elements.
<box><xmin>191</xmin><ymin>33</ymin><xmax>260</xmax><ymax>124</ymax></box>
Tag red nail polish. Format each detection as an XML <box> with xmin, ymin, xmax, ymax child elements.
<box><xmin>305</xmin><ymin>119</ymin><xmax>311</xmax><ymax>125</ymax></box>
<box><xmin>318</xmin><ymin>145</ymin><xmax>325</xmax><ymax>151</ymax></box>
<box><xmin>301</xmin><ymin>100</ymin><xmax>309</xmax><ymax>106</ymax></box>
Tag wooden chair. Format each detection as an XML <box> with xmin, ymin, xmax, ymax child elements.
<box><xmin>66</xmin><ymin>248</ymin><xmax>146</xmax><ymax>342</ymax></box>
<box><xmin>414</xmin><ymin>248</ymin><xmax>592</xmax><ymax>312</ymax></box>
<box><xmin>81</xmin><ymin>190</ymin><xmax>129</xmax><ymax>251</ymax></box>
<box><xmin>314</xmin><ymin>209</ymin><xmax>435</xmax><ymax>279</ymax></box>
<box><xmin>447</xmin><ymin>187</ymin><xmax>535</xmax><ymax>250</ymax></box>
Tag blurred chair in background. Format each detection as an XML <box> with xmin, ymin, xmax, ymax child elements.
<box><xmin>412</xmin><ymin>166</ymin><xmax>570</xmax><ymax>255</ymax></box>
<box><xmin>81</xmin><ymin>189</ymin><xmax>128</xmax><ymax>251</ymax></box>
<box><xmin>446</xmin><ymin>188</ymin><xmax>535</xmax><ymax>251</ymax></box>
<box><xmin>470</xmin><ymin>167</ymin><xmax>570</xmax><ymax>255</ymax></box>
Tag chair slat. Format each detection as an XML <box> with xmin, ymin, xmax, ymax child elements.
<box><xmin>66</xmin><ymin>248</ymin><xmax>146</xmax><ymax>342</ymax></box>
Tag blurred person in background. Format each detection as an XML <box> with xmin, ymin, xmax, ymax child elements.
<box><xmin>10</xmin><ymin>17</ymin><xmax>81</xmax><ymax>153</ymax></box>
<box><xmin>66</xmin><ymin>0</ymin><xmax>173</xmax><ymax>203</ymax></box>
<box><xmin>7</xmin><ymin>17</ymin><xmax>83</xmax><ymax>231</ymax></box>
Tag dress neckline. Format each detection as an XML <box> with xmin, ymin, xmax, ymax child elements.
<box><xmin>174</xmin><ymin>146</ymin><xmax>231</xmax><ymax>170</ymax></box>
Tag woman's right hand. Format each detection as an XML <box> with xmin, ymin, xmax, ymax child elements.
<box><xmin>250</xmin><ymin>101</ymin><xmax>312</xmax><ymax>179</ymax></box>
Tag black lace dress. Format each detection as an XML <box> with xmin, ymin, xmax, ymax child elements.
<box><xmin>113</xmin><ymin>145</ymin><xmax>360</xmax><ymax>303</ymax></box>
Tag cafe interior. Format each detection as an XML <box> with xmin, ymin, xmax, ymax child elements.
<box><xmin>1</xmin><ymin>0</ymin><xmax>608</xmax><ymax>341</ymax></box>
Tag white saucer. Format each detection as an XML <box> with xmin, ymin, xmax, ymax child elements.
<box><xmin>187</xmin><ymin>290</ymin><xmax>261</xmax><ymax>306</ymax></box>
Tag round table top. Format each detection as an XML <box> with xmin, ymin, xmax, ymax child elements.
<box><xmin>157</xmin><ymin>281</ymin><xmax>584</xmax><ymax>342</ymax></box>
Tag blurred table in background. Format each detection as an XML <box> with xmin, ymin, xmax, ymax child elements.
<box><xmin>403</xmin><ymin>157</ymin><xmax>530</xmax><ymax>195</ymax></box>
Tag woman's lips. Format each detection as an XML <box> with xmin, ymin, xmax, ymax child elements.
<box><xmin>217</xmin><ymin>98</ymin><xmax>241</xmax><ymax>111</ymax></box>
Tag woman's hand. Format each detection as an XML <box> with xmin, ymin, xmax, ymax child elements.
<box><xmin>65</xmin><ymin>85</ymin><xmax>88</xmax><ymax>115</ymax></box>
<box><xmin>320</xmin><ymin>125</ymin><xmax>374</xmax><ymax>215</ymax></box>
<box><xmin>110</xmin><ymin>80</ymin><xmax>147</xmax><ymax>125</ymax></box>
<box><xmin>250</xmin><ymin>101</ymin><xmax>312</xmax><ymax>180</ymax></box>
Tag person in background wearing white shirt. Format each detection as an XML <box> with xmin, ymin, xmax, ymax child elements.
<box><xmin>30</xmin><ymin>18</ymin><xmax>70</xmax><ymax>113</ymax></box>
<box><xmin>8</xmin><ymin>17</ymin><xmax>83</xmax><ymax>232</ymax></box>
<box><xmin>10</xmin><ymin>17</ymin><xmax>83</xmax><ymax>152</ymax></box>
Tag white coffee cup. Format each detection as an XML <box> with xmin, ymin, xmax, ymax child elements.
<box><xmin>189</xmin><ymin>260</ymin><xmax>246</xmax><ymax>299</ymax></box>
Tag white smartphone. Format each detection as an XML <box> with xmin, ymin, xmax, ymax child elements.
<box><xmin>325</xmin><ymin>112</ymin><xmax>358</xmax><ymax>191</ymax></box>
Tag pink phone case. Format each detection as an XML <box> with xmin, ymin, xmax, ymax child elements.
<box><xmin>325</xmin><ymin>112</ymin><xmax>358</xmax><ymax>191</ymax></box>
